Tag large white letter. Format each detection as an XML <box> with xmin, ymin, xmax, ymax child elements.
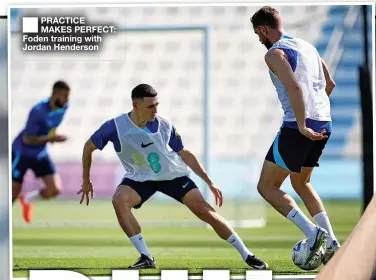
<box><xmin>161</xmin><ymin>270</ymin><xmax>188</xmax><ymax>280</ymax></box>
<box><xmin>203</xmin><ymin>270</ymin><xmax>230</xmax><ymax>280</ymax></box>
<box><xmin>246</xmin><ymin>270</ymin><xmax>273</xmax><ymax>280</ymax></box>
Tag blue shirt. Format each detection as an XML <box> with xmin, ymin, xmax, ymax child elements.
<box><xmin>12</xmin><ymin>98</ymin><xmax>68</xmax><ymax>158</ymax></box>
<box><xmin>90</xmin><ymin>114</ymin><xmax>184</xmax><ymax>153</ymax></box>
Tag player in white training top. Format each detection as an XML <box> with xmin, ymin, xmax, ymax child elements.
<box><xmin>78</xmin><ymin>84</ymin><xmax>269</xmax><ymax>270</ymax></box>
<box><xmin>250</xmin><ymin>6</ymin><xmax>340</xmax><ymax>266</ymax></box>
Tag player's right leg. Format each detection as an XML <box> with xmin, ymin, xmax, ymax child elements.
<box><xmin>258</xmin><ymin>127</ymin><xmax>328</xmax><ymax>264</ymax></box>
<box><xmin>11</xmin><ymin>151</ymin><xmax>29</xmax><ymax>203</ymax></box>
<box><xmin>112</xmin><ymin>178</ymin><xmax>157</xmax><ymax>269</ymax></box>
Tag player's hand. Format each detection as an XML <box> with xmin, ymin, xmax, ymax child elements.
<box><xmin>50</xmin><ymin>134</ymin><xmax>68</xmax><ymax>143</ymax></box>
<box><xmin>208</xmin><ymin>183</ymin><xmax>223</xmax><ymax>207</ymax></box>
<box><xmin>77</xmin><ymin>180</ymin><xmax>94</xmax><ymax>206</ymax></box>
<box><xmin>299</xmin><ymin>127</ymin><xmax>328</xmax><ymax>141</ymax></box>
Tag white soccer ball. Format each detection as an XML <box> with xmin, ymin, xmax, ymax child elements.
<box><xmin>292</xmin><ymin>239</ymin><xmax>324</xmax><ymax>271</ymax></box>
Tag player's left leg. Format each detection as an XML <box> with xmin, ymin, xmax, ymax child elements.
<box><xmin>19</xmin><ymin>156</ymin><xmax>60</xmax><ymax>223</ymax></box>
<box><xmin>259</xmin><ymin>127</ymin><xmax>328</xmax><ymax>264</ymax></box>
<box><xmin>290</xmin><ymin>133</ymin><xmax>340</xmax><ymax>264</ymax></box>
<box><xmin>157</xmin><ymin>176</ymin><xmax>268</xmax><ymax>270</ymax></box>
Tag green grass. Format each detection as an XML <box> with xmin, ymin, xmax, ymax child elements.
<box><xmin>12</xmin><ymin>199</ymin><xmax>361</xmax><ymax>278</ymax></box>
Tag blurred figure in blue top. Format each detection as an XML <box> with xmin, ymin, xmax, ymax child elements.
<box><xmin>12</xmin><ymin>80</ymin><xmax>70</xmax><ymax>223</ymax></box>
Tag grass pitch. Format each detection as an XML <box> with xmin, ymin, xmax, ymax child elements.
<box><xmin>12</xmin><ymin>199</ymin><xmax>360</xmax><ymax>278</ymax></box>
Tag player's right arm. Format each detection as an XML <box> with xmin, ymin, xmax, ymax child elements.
<box><xmin>79</xmin><ymin>119</ymin><xmax>114</xmax><ymax>205</ymax></box>
<box><xmin>265</xmin><ymin>49</ymin><xmax>328</xmax><ymax>141</ymax></box>
<box><xmin>320</xmin><ymin>57</ymin><xmax>336</xmax><ymax>96</ymax></box>
<box><xmin>22</xmin><ymin>108</ymin><xmax>66</xmax><ymax>145</ymax></box>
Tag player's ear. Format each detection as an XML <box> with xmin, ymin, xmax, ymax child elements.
<box><xmin>260</xmin><ymin>26</ymin><xmax>268</xmax><ymax>36</ymax></box>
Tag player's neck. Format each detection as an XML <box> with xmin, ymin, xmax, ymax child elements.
<box><xmin>271</xmin><ymin>29</ymin><xmax>287</xmax><ymax>45</ymax></box>
<box><xmin>129</xmin><ymin>111</ymin><xmax>148</xmax><ymax>128</ymax></box>
<box><xmin>49</xmin><ymin>98</ymin><xmax>57</xmax><ymax>111</ymax></box>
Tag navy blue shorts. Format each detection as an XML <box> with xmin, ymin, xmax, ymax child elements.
<box><xmin>119</xmin><ymin>176</ymin><xmax>198</xmax><ymax>209</ymax></box>
<box><xmin>12</xmin><ymin>151</ymin><xmax>56</xmax><ymax>184</ymax></box>
<box><xmin>265</xmin><ymin>127</ymin><xmax>331</xmax><ymax>173</ymax></box>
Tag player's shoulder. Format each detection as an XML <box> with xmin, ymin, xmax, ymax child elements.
<box><xmin>156</xmin><ymin>115</ymin><xmax>173</xmax><ymax>126</ymax></box>
<box><xmin>94</xmin><ymin>118</ymin><xmax>116</xmax><ymax>135</ymax></box>
<box><xmin>29</xmin><ymin>98</ymin><xmax>49</xmax><ymax>117</ymax></box>
<box><xmin>102</xmin><ymin>117</ymin><xmax>116</xmax><ymax>127</ymax></box>
<box><xmin>265</xmin><ymin>48</ymin><xmax>284</xmax><ymax>61</ymax></box>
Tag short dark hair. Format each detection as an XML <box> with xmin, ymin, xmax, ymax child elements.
<box><xmin>52</xmin><ymin>80</ymin><xmax>70</xmax><ymax>92</ymax></box>
<box><xmin>250</xmin><ymin>6</ymin><xmax>281</xmax><ymax>29</ymax></box>
<box><xmin>131</xmin><ymin>84</ymin><xmax>158</xmax><ymax>100</ymax></box>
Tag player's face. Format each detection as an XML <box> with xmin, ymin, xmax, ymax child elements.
<box><xmin>254</xmin><ymin>26</ymin><xmax>273</xmax><ymax>50</ymax></box>
<box><xmin>54</xmin><ymin>89</ymin><xmax>70</xmax><ymax>108</ymax></box>
<box><xmin>138</xmin><ymin>97</ymin><xmax>159</xmax><ymax>121</ymax></box>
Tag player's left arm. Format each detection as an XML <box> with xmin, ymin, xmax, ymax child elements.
<box><xmin>178</xmin><ymin>147</ymin><xmax>223</xmax><ymax>206</ymax></box>
<box><xmin>320</xmin><ymin>57</ymin><xmax>336</xmax><ymax>96</ymax></box>
<box><xmin>169</xmin><ymin>126</ymin><xmax>213</xmax><ymax>186</ymax></box>
<box><xmin>178</xmin><ymin>148</ymin><xmax>214</xmax><ymax>186</ymax></box>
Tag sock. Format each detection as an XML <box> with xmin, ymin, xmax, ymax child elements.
<box><xmin>24</xmin><ymin>189</ymin><xmax>42</xmax><ymax>204</ymax></box>
<box><xmin>129</xmin><ymin>233</ymin><xmax>152</xmax><ymax>259</ymax></box>
<box><xmin>314</xmin><ymin>211</ymin><xmax>337</xmax><ymax>246</ymax></box>
<box><xmin>287</xmin><ymin>207</ymin><xmax>317</xmax><ymax>238</ymax></box>
<box><xmin>226</xmin><ymin>232</ymin><xmax>253</xmax><ymax>260</ymax></box>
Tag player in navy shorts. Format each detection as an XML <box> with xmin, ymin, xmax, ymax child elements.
<box><xmin>12</xmin><ymin>81</ymin><xmax>70</xmax><ymax>223</ymax></box>
<box><xmin>77</xmin><ymin>84</ymin><xmax>268</xmax><ymax>270</ymax></box>
<box><xmin>251</xmin><ymin>6</ymin><xmax>340</xmax><ymax>266</ymax></box>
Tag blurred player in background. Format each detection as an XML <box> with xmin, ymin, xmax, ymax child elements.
<box><xmin>12</xmin><ymin>81</ymin><xmax>70</xmax><ymax>223</ymax></box>
<box><xmin>78</xmin><ymin>83</ymin><xmax>269</xmax><ymax>270</ymax></box>
<box><xmin>250</xmin><ymin>6</ymin><xmax>340</xmax><ymax>265</ymax></box>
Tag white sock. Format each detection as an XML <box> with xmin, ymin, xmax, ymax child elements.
<box><xmin>24</xmin><ymin>189</ymin><xmax>42</xmax><ymax>204</ymax></box>
<box><xmin>314</xmin><ymin>211</ymin><xmax>337</xmax><ymax>246</ymax></box>
<box><xmin>129</xmin><ymin>233</ymin><xmax>152</xmax><ymax>259</ymax></box>
<box><xmin>226</xmin><ymin>232</ymin><xmax>253</xmax><ymax>260</ymax></box>
<box><xmin>287</xmin><ymin>207</ymin><xmax>317</xmax><ymax>238</ymax></box>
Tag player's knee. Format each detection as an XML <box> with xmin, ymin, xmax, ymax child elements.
<box><xmin>12</xmin><ymin>182</ymin><xmax>22</xmax><ymax>200</ymax></box>
<box><xmin>12</xmin><ymin>182</ymin><xmax>22</xmax><ymax>193</ymax></box>
<box><xmin>257</xmin><ymin>177</ymin><xmax>282</xmax><ymax>197</ymax></box>
<box><xmin>112</xmin><ymin>191</ymin><xmax>134</xmax><ymax>211</ymax></box>
<box><xmin>41</xmin><ymin>184</ymin><xmax>61</xmax><ymax>198</ymax></box>
<box><xmin>290</xmin><ymin>177</ymin><xmax>310</xmax><ymax>192</ymax></box>
<box><xmin>257</xmin><ymin>180</ymin><xmax>269</xmax><ymax>198</ymax></box>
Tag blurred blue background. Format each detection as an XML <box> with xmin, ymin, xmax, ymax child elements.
<box><xmin>0</xmin><ymin>16</ymin><xmax>9</xmax><ymax>280</ymax></box>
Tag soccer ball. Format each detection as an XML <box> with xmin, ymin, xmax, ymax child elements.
<box><xmin>292</xmin><ymin>239</ymin><xmax>325</xmax><ymax>270</ymax></box>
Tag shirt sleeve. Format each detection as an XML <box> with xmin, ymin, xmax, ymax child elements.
<box><xmin>24</xmin><ymin>108</ymin><xmax>43</xmax><ymax>135</ymax></box>
<box><xmin>90</xmin><ymin>119</ymin><xmax>117</xmax><ymax>150</ymax></box>
<box><xmin>168</xmin><ymin>126</ymin><xmax>184</xmax><ymax>153</ymax></box>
